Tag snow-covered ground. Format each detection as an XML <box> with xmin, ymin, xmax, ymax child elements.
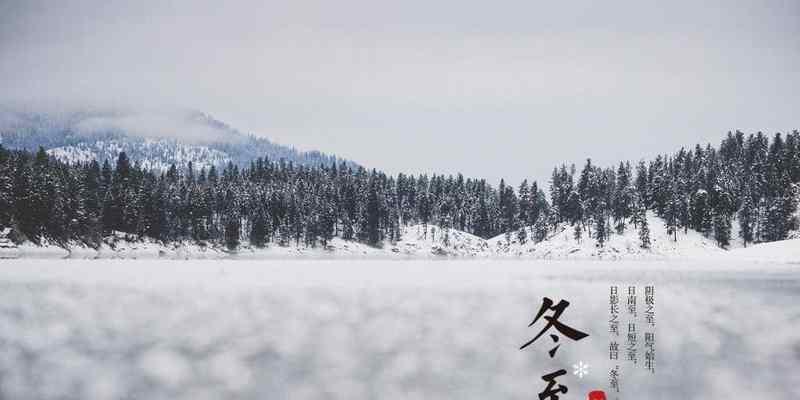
<box><xmin>0</xmin><ymin>259</ymin><xmax>798</xmax><ymax>399</ymax></box>
<box><xmin>723</xmin><ymin>237</ymin><xmax>800</xmax><ymax>264</ymax></box>
<box><xmin>46</xmin><ymin>139</ymin><xmax>232</xmax><ymax>173</ymax></box>
<box><xmin>7</xmin><ymin>214</ymin><xmax>798</xmax><ymax>263</ymax></box>
<box><xmin>490</xmin><ymin>213</ymin><xmax>724</xmax><ymax>260</ymax></box>
<box><xmin>2</xmin><ymin>225</ymin><xmax>494</xmax><ymax>260</ymax></box>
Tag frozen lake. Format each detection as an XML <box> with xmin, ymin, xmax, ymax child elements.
<box><xmin>1</xmin><ymin>259</ymin><xmax>798</xmax><ymax>399</ymax></box>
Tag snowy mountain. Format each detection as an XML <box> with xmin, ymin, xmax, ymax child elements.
<box><xmin>45</xmin><ymin>139</ymin><xmax>234</xmax><ymax>172</ymax></box>
<box><xmin>0</xmin><ymin>106</ymin><xmax>357</xmax><ymax>171</ymax></box>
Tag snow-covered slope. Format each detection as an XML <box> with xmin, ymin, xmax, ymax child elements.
<box><xmin>8</xmin><ymin>216</ymin><xmax>797</xmax><ymax>262</ymax></box>
<box><xmin>0</xmin><ymin>106</ymin><xmax>357</xmax><ymax>171</ymax></box>
<box><xmin>489</xmin><ymin>212</ymin><xmax>725</xmax><ymax>260</ymax></box>
<box><xmin>20</xmin><ymin>225</ymin><xmax>493</xmax><ymax>260</ymax></box>
<box><xmin>224</xmin><ymin>225</ymin><xmax>490</xmax><ymax>259</ymax></box>
<box><xmin>390</xmin><ymin>224</ymin><xmax>491</xmax><ymax>257</ymax></box>
<box><xmin>47</xmin><ymin>139</ymin><xmax>232</xmax><ymax>172</ymax></box>
<box><xmin>722</xmin><ymin>238</ymin><xmax>800</xmax><ymax>264</ymax></box>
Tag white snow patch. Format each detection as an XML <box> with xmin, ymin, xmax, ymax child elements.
<box><xmin>723</xmin><ymin>238</ymin><xmax>800</xmax><ymax>264</ymax></box>
<box><xmin>47</xmin><ymin>139</ymin><xmax>231</xmax><ymax>172</ymax></box>
<box><xmin>5</xmin><ymin>215</ymin><xmax>799</xmax><ymax>263</ymax></box>
<box><xmin>490</xmin><ymin>212</ymin><xmax>726</xmax><ymax>260</ymax></box>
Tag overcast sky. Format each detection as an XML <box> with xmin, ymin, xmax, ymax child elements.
<box><xmin>1</xmin><ymin>0</ymin><xmax>798</xmax><ymax>185</ymax></box>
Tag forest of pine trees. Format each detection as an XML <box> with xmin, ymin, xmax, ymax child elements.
<box><xmin>0</xmin><ymin>130</ymin><xmax>798</xmax><ymax>250</ymax></box>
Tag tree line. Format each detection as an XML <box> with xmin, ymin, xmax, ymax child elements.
<box><xmin>0</xmin><ymin>130</ymin><xmax>797</xmax><ymax>250</ymax></box>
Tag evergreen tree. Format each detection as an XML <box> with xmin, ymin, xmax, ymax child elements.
<box><xmin>249</xmin><ymin>205</ymin><xmax>269</xmax><ymax>248</ymax></box>
<box><xmin>1</xmin><ymin>128</ymin><xmax>798</xmax><ymax>254</ymax></box>
<box><xmin>638</xmin><ymin>207</ymin><xmax>651</xmax><ymax>249</ymax></box>
<box><xmin>223</xmin><ymin>188</ymin><xmax>240</xmax><ymax>250</ymax></box>
<box><xmin>595</xmin><ymin>211</ymin><xmax>607</xmax><ymax>248</ymax></box>
<box><xmin>713</xmin><ymin>212</ymin><xmax>731</xmax><ymax>248</ymax></box>
<box><xmin>738</xmin><ymin>191</ymin><xmax>755</xmax><ymax>247</ymax></box>
<box><xmin>516</xmin><ymin>225</ymin><xmax>528</xmax><ymax>245</ymax></box>
<box><xmin>612</xmin><ymin>161</ymin><xmax>634</xmax><ymax>233</ymax></box>
<box><xmin>0</xmin><ymin>146</ymin><xmax>14</xmax><ymax>227</ymax></box>
<box><xmin>664</xmin><ymin>180</ymin><xmax>680</xmax><ymax>242</ymax></box>
<box><xmin>361</xmin><ymin>175</ymin><xmax>382</xmax><ymax>246</ymax></box>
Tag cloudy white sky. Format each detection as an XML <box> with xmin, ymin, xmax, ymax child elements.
<box><xmin>1</xmin><ymin>0</ymin><xmax>798</xmax><ymax>185</ymax></box>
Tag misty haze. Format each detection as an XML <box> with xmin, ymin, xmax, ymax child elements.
<box><xmin>0</xmin><ymin>1</ymin><xmax>799</xmax><ymax>400</ymax></box>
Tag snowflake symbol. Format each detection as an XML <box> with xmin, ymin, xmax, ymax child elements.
<box><xmin>573</xmin><ymin>361</ymin><xmax>590</xmax><ymax>378</ymax></box>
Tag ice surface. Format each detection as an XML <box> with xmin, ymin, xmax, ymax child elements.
<box><xmin>0</xmin><ymin>259</ymin><xmax>798</xmax><ymax>399</ymax></box>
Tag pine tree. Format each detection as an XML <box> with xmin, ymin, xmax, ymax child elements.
<box><xmin>1</xmin><ymin>127</ymin><xmax>798</xmax><ymax>253</ymax></box>
<box><xmin>362</xmin><ymin>176</ymin><xmax>382</xmax><ymax>246</ymax></box>
<box><xmin>549</xmin><ymin>164</ymin><xmax>574</xmax><ymax>225</ymax></box>
<box><xmin>664</xmin><ymin>180</ymin><xmax>680</xmax><ymax>242</ymax></box>
<box><xmin>613</xmin><ymin>161</ymin><xmax>634</xmax><ymax>233</ymax></box>
<box><xmin>249</xmin><ymin>207</ymin><xmax>269</xmax><ymax>248</ymax></box>
<box><xmin>534</xmin><ymin>217</ymin><xmax>549</xmax><ymax>243</ymax></box>
<box><xmin>738</xmin><ymin>191</ymin><xmax>755</xmax><ymax>247</ymax></box>
<box><xmin>0</xmin><ymin>146</ymin><xmax>14</xmax><ymax>228</ymax></box>
<box><xmin>223</xmin><ymin>188</ymin><xmax>240</xmax><ymax>250</ymax></box>
<box><xmin>595</xmin><ymin>212</ymin><xmax>607</xmax><ymax>248</ymax></box>
<box><xmin>25</xmin><ymin>148</ymin><xmax>51</xmax><ymax>242</ymax></box>
<box><xmin>82</xmin><ymin>160</ymin><xmax>102</xmax><ymax>244</ymax></box>
<box><xmin>577</xmin><ymin>158</ymin><xmax>595</xmax><ymax>230</ymax></box>
<box><xmin>713</xmin><ymin>211</ymin><xmax>731</xmax><ymax>248</ymax></box>
<box><xmin>634</xmin><ymin>160</ymin><xmax>649</xmax><ymax>210</ymax></box>
<box><xmin>690</xmin><ymin>189</ymin><xmax>711</xmax><ymax>235</ymax></box>
<box><xmin>517</xmin><ymin>225</ymin><xmax>528</xmax><ymax>245</ymax></box>
<box><xmin>638</xmin><ymin>207</ymin><xmax>651</xmax><ymax>249</ymax></box>
<box><xmin>518</xmin><ymin>179</ymin><xmax>530</xmax><ymax>227</ymax></box>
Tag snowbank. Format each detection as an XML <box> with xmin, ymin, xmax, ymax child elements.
<box><xmin>4</xmin><ymin>225</ymin><xmax>493</xmax><ymax>260</ymax></box>
<box><xmin>722</xmin><ymin>238</ymin><xmax>800</xmax><ymax>264</ymax></box>
<box><xmin>490</xmin><ymin>212</ymin><xmax>725</xmax><ymax>260</ymax></box>
<box><xmin>4</xmin><ymin>218</ymin><xmax>798</xmax><ymax>263</ymax></box>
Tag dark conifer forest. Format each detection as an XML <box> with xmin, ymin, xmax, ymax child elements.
<box><xmin>0</xmin><ymin>130</ymin><xmax>798</xmax><ymax>250</ymax></box>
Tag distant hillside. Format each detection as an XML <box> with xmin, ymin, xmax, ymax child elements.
<box><xmin>0</xmin><ymin>106</ymin><xmax>358</xmax><ymax>171</ymax></box>
<box><xmin>0</xmin><ymin>111</ymin><xmax>796</xmax><ymax>260</ymax></box>
<box><xmin>488</xmin><ymin>211</ymin><xmax>725</xmax><ymax>260</ymax></box>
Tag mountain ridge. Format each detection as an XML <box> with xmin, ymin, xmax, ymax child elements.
<box><xmin>0</xmin><ymin>106</ymin><xmax>358</xmax><ymax>171</ymax></box>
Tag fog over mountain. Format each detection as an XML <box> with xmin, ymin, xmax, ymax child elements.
<box><xmin>2</xmin><ymin>1</ymin><xmax>798</xmax><ymax>184</ymax></box>
<box><xmin>0</xmin><ymin>104</ymin><xmax>357</xmax><ymax>172</ymax></box>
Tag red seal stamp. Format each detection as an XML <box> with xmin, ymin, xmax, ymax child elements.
<box><xmin>588</xmin><ymin>390</ymin><xmax>607</xmax><ymax>400</ymax></box>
